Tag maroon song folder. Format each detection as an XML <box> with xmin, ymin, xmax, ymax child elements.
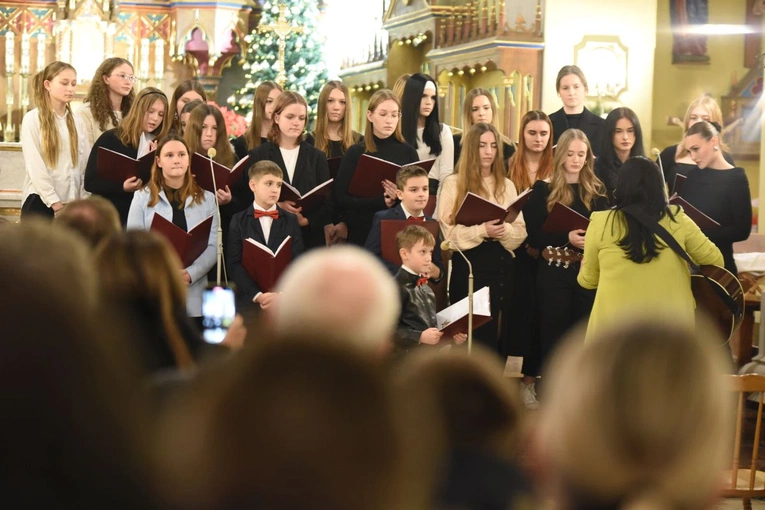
<box><xmin>669</xmin><ymin>195</ymin><xmax>721</xmax><ymax>229</ymax></box>
<box><xmin>348</xmin><ymin>154</ymin><xmax>436</xmax><ymax>198</ymax></box>
<box><xmin>380</xmin><ymin>219</ymin><xmax>441</xmax><ymax>265</ymax></box>
<box><xmin>674</xmin><ymin>173</ymin><xmax>687</xmax><ymax>194</ymax></box>
<box><xmin>97</xmin><ymin>147</ymin><xmax>155</xmax><ymax>183</ymax></box>
<box><xmin>241</xmin><ymin>236</ymin><xmax>292</xmax><ymax>293</ymax></box>
<box><xmin>542</xmin><ymin>202</ymin><xmax>590</xmax><ymax>234</ymax></box>
<box><xmin>328</xmin><ymin>156</ymin><xmax>342</xmax><ymax>180</ymax></box>
<box><xmin>454</xmin><ymin>187</ymin><xmax>533</xmax><ymax>227</ymax></box>
<box><xmin>150</xmin><ymin>214</ymin><xmax>213</xmax><ymax>267</ymax></box>
<box><xmin>278</xmin><ymin>179</ymin><xmax>333</xmax><ymax>214</ymax></box>
<box><xmin>191</xmin><ymin>153</ymin><xmax>251</xmax><ymax>193</ymax></box>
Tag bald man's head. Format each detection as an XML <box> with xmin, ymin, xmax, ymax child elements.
<box><xmin>272</xmin><ymin>246</ymin><xmax>399</xmax><ymax>351</ymax></box>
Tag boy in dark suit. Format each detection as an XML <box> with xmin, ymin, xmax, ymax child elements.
<box><xmin>229</xmin><ymin>161</ymin><xmax>305</xmax><ymax>310</ymax></box>
<box><xmin>394</xmin><ymin>225</ymin><xmax>466</xmax><ymax>355</ymax></box>
<box><xmin>365</xmin><ymin>165</ymin><xmax>444</xmax><ymax>281</ymax></box>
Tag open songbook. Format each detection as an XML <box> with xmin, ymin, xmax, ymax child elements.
<box><xmin>542</xmin><ymin>202</ymin><xmax>590</xmax><ymax>234</ymax></box>
<box><xmin>241</xmin><ymin>236</ymin><xmax>292</xmax><ymax>293</ymax></box>
<box><xmin>436</xmin><ymin>286</ymin><xmax>492</xmax><ymax>337</ymax></box>
<box><xmin>454</xmin><ymin>188</ymin><xmax>533</xmax><ymax>227</ymax></box>
<box><xmin>97</xmin><ymin>147</ymin><xmax>155</xmax><ymax>182</ymax></box>
<box><xmin>348</xmin><ymin>154</ymin><xmax>436</xmax><ymax>198</ymax></box>
<box><xmin>380</xmin><ymin>219</ymin><xmax>440</xmax><ymax>265</ymax></box>
<box><xmin>191</xmin><ymin>153</ymin><xmax>251</xmax><ymax>193</ymax></box>
<box><xmin>279</xmin><ymin>179</ymin><xmax>333</xmax><ymax>214</ymax></box>
<box><xmin>150</xmin><ymin>214</ymin><xmax>213</xmax><ymax>267</ymax></box>
<box><xmin>669</xmin><ymin>195</ymin><xmax>720</xmax><ymax>229</ymax></box>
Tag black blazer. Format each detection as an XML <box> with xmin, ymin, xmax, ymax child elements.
<box><xmin>84</xmin><ymin>128</ymin><xmax>137</xmax><ymax>225</ymax></box>
<box><xmin>364</xmin><ymin>203</ymin><xmax>444</xmax><ymax>281</ymax></box>
<box><xmin>227</xmin><ymin>204</ymin><xmax>305</xmax><ymax>301</ymax></box>
<box><xmin>246</xmin><ymin>141</ymin><xmax>332</xmax><ymax>249</ymax></box>
<box><xmin>549</xmin><ymin>107</ymin><xmax>604</xmax><ymax>158</ymax></box>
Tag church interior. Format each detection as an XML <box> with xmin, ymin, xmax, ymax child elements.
<box><xmin>4</xmin><ymin>0</ymin><xmax>765</xmax><ymax>508</ymax></box>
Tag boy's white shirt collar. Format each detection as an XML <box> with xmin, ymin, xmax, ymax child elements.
<box><xmin>400</xmin><ymin>203</ymin><xmax>424</xmax><ymax>219</ymax></box>
<box><xmin>401</xmin><ymin>264</ymin><xmax>418</xmax><ymax>275</ymax></box>
<box><xmin>253</xmin><ymin>202</ymin><xmax>277</xmax><ymax>212</ymax></box>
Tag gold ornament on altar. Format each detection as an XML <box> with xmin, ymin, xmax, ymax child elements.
<box><xmin>257</xmin><ymin>3</ymin><xmax>304</xmax><ymax>88</ymax></box>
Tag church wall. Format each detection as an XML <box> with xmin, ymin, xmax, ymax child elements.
<box><xmin>541</xmin><ymin>0</ymin><xmax>658</xmax><ymax>149</ymax></box>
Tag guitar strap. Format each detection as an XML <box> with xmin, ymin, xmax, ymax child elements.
<box><xmin>620</xmin><ymin>205</ymin><xmax>742</xmax><ymax>320</ymax></box>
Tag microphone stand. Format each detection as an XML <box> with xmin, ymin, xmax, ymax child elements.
<box><xmin>440</xmin><ymin>227</ymin><xmax>474</xmax><ymax>354</ymax></box>
<box><xmin>207</xmin><ymin>148</ymin><xmax>225</xmax><ymax>286</ymax></box>
<box><xmin>652</xmin><ymin>148</ymin><xmax>669</xmax><ymax>202</ymax></box>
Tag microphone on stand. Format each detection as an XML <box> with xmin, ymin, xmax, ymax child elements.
<box><xmin>651</xmin><ymin>147</ymin><xmax>669</xmax><ymax>202</ymax></box>
<box><xmin>207</xmin><ymin>147</ymin><xmax>225</xmax><ymax>286</ymax></box>
<box><xmin>441</xmin><ymin>238</ymin><xmax>474</xmax><ymax>354</ymax></box>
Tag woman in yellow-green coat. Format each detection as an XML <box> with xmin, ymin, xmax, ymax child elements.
<box><xmin>578</xmin><ymin>156</ymin><xmax>723</xmax><ymax>341</ymax></box>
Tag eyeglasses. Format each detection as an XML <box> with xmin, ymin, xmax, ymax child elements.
<box><xmin>111</xmin><ymin>73</ymin><xmax>137</xmax><ymax>83</ymax></box>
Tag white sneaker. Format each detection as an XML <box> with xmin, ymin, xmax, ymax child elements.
<box><xmin>521</xmin><ymin>381</ymin><xmax>540</xmax><ymax>410</ymax></box>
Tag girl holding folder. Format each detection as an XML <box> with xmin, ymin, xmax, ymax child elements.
<box><xmin>522</xmin><ymin>129</ymin><xmax>607</xmax><ymax>396</ymax></box>
<box><xmin>438</xmin><ymin>122</ymin><xmax>527</xmax><ymax>357</ymax></box>
<box><xmin>84</xmin><ymin>87</ymin><xmax>170</xmax><ymax>225</ymax></box>
<box><xmin>127</xmin><ymin>134</ymin><xmax>217</xmax><ymax>318</ymax></box>
<box><xmin>334</xmin><ymin>89</ymin><xmax>418</xmax><ymax>246</ymax></box>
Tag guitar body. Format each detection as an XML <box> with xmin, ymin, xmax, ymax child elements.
<box><xmin>691</xmin><ymin>265</ymin><xmax>744</xmax><ymax>343</ymax></box>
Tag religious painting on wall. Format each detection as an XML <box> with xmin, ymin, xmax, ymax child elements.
<box><xmin>670</xmin><ymin>0</ymin><xmax>710</xmax><ymax>64</ymax></box>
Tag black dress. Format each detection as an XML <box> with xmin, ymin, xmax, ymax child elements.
<box><xmin>304</xmin><ymin>131</ymin><xmax>364</xmax><ymax>159</ymax></box>
<box><xmin>659</xmin><ymin>144</ymin><xmax>735</xmax><ymax>194</ymax></box>
<box><xmin>84</xmin><ymin>128</ymin><xmax>139</xmax><ymax>225</ymax></box>
<box><xmin>333</xmin><ymin>135</ymin><xmax>418</xmax><ymax>246</ymax></box>
<box><xmin>232</xmin><ymin>134</ymin><xmax>267</xmax><ymax>162</ymax></box>
<box><xmin>522</xmin><ymin>180</ymin><xmax>608</xmax><ymax>376</ymax></box>
<box><xmin>549</xmin><ymin>107</ymin><xmax>604</xmax><ymax>158</ymax></box>
<box><xmin>678</xmin><ymin>166</ymin><xmax>752</xmax><ymax>274</ymax></box>
<box><xmin>593</xmin><ymin>155</ymin><xmax>622</xmax><ymax>205</ymax></box>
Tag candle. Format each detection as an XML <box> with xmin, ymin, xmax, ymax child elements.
<box><xmin>20</xmin><ymin>32</ymin><xmax>29</xmax><ymax>75</ymax></box>
<box><xmin>5</xmin><ymin>32</ymin><xmax>14</xmax><ymax>75</ymax></box>
<box><xmin>154</xmin><ymin>39</ymin><xmax>164</xmax><ymax>82</ymax></box>
<box><xmin>36</xmin><ymin>34</ymin><xmax>45</xmax><ymax>72</ymax></box>
<box><xmin>139</xmin><ymin>38</ymin><xmax>149</xmax><ymax>80</ymax></box>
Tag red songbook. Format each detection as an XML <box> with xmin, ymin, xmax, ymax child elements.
<box><xmin>97</xmin><ymin>147</ymin><xmax>155</xmax><ymax>183</ymax></box>
<box><xmin>674</xmin><ymin>173</ymin><xmax>687</xmax><ymax>194</ymax></box>
<box><xmin>191</xmin><ymin>153</ymin><xmax>251</xmax><ymax>193</ymax></box>
<box><xmin>436</xmin><ymin>286</ymin><xmax>492</xmax><ymax>337</ymax></box>
<box><xmin>380</xmin><ymin>219</ymin><xmax>441</xmax><ymax>265</ymax></box>
<box><xmin>542</xmin><ymin>202</ymin><xmax>590</xmax><ymax>234</ymax></box>
<box><xmin>454</xmin><ymin>188</ymin><xmax>533</xmax><ymax>227</ymax></box>
<box><xmin>328</xmin><ymin>156</ymin><xmax>342</xmax><ymax>180</ymax></box>
<box><xmin>279</xmin><ymin>179</ymin><xmax>333</xmax><ymax>214</ymax></box>
<box><xmin>150</xmin><ymin>214</ymin><xmax>213</xmax><ymax>268</ymax></box>
<box><xmin>669</xmin><ymin>195</ymin><xmax>721</xmax><ymax>229</ymax></box>
<box><xmin>348</xmin><ymin>154</ymin><xmax>436</xmax><ymax>198</ymax></box>
<box><xmin>241</xmin><ymin>236</ymin><xmax>292</xmax><ymax>293</ymax></box>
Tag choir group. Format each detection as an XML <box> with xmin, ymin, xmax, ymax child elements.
<box><xmin>19</xmin><ymin>58</ymin><xmax>753</xmax><ymax>410</ymax></box>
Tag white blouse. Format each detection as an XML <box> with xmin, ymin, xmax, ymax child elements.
<box><xmin>21</xmin><ymin>108</ymin><xmax>91</xmax><ymax>208</ymax></box>
<box><xmin>417</xmin><ymin>123</ymin><xmax>454</xmax><ymax>184</ymax></box>
<box><xmin>280</xmin><ymin>146</ymin><xmax>299</xmax><ymax>182</ymax></box>
<box><xmin>76</xmin><ymin>103</ymin><xmax>122</xmax><ymax>147</ymax></box>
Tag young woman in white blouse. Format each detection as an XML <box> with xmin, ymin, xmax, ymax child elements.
<box><xmin>400</xmin><ymin>73</ymin><xmax>454</xmax><ymax>192</ymax></box>
<box><xmin>245</xmin><ymin>91</ymin><xmax>332</xmax><ymax>250</ymax></box>
<box><xmin>77</xmin><ymin>57</ymin><xmax>135</xmax><ymax>147</ymax></box>
<box><xmin>21</xmin><ymin>61</ymin><xmax>90</xmax><ymax>219</ymax></box>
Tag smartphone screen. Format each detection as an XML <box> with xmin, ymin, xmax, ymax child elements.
<box><xmin>202</xmin><ymin>285</ymin><xmax>236</xmax><ymax>344</ymax></box>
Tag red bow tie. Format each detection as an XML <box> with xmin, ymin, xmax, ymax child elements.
<box><xmin>254</xmin><ymin>209</ymin><xmax>279</xmax><ymax>220</ymax></box>
<box><xmin>416</xmin><ymin>277</ymin><xmax>428</xmax><ymax>286</ymax></box>
<box><xmin>408</xmin><ymin>216</ymin><xmax>425</xmax><ymax>222</ymax></box>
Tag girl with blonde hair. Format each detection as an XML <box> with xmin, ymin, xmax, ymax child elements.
<box><xmin>454</xmin><ymin>88</ymin><xmax>515</xmax><ymax>166</ymax></box>
<box><xmin>521</xmin><ymin>129</ymin><xmax>607</xmax><ymax>407</ymax></box>
<box><xmin>307</xmin><ymin>80</ymin><xmax>362</xmax><ymax>159</ymax></box>
<box><xmin>21</xmin><ymin>61</ymin><xmax>90</xmax><ymax>219</ymax></box>
<box><xmin>334</xmin><ymin>89</ymin><xmax>418</xmax><ymax>246</ymax></box>
<box><xmin>232</xmin><ymin>80</ymin><xmax>282</xmax><ymax>160</ymax></box>
<box><xmin>84</xmin><ymin>87</ymin><xmax>169</xmax><ymax>224</ymax></box>
<box><xmin>438</xmin><ymin>122</ymin><xmax>527</xmax><ymax>357</ymax></box>
<box><xmin>77</xmin><ymin>57</ymin><xmax>135</xmax><ymax>146</ymax></box>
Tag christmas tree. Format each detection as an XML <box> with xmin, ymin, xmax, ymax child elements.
<box><xmin>229</xmin><ymin>0</ymin><xmax>328</xmax><ymax>121</ymax></box>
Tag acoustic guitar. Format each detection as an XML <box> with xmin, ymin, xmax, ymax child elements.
<box><xmin>541</xmin><ymin>246</ymin><xmax>582</xmax><ymax>268</ymax></box>
<box><xmin>691</xmin><ymin>265</ymin><xmax>744</xmax><ymax>343</ymax></box>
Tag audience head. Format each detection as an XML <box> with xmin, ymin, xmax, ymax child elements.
<box><xmin>601</xmin><ymin>107</ymin><xmax>645</xmax><ymax>163</ymax></box>
<box><xmin>400</xmin><ymin>73</ymin><xmax>442</xmax><ymax>154</ymax></box>
<box><xmin>85</xmin><ymin>57</ymin><xmax>135</xmax><ymax>131</ymax></box>
<box><xmin>365</xmin><ymin>89</ymin><xmax>405</xmax><ymax>152</ymax></box>
<box><xmin>184</xmin><ymin>103</ymin><xmax>235</xmax><ymax>167</ymax></box>
<box><xmin>548</xmin><ymin>129</ymin><xmax>603</xmax><ymax>211</ymax></box>
<box><xmin>178</xmin><ymin>98</ymin><xmax>205</xmax><ymax>134</ymax></box>
<box><xmin>119</xmin><ymin>86</ymin><xmax>169</xmax><ymax>148</ymax></box>
<box><xmin>684</xmin><ymin>120</ymin><xmax>725</xmax><ymax>170</ymax></box>
<box><xmin>272</xmin><ymin>246</ymin><xmax>399</xmax><ymax>353</ymax></box>
<box><xmin>157</xmin><ymin>337</ymin><xmax>404</xmax><ymax>510</ymax></box>
<box><xmin>392</xmin><ymin>73</ymin><xmax>411</xmax><ymax>100</ymax></box>
<box><xmin>395</xmin><ymin>165</ymin><xmax>429</xmax><ymax>212</ymax></box>
<box><xmin>314</xmin><ymin>80</ymin><xmax>356</xmax><ymax>156</ymax></box>
<box><xmin>462</xmin><ymin>87</ymin><xmax>500</xmax><ymax>130</ymax></box>
<box><xmin>397</xmin><ymin>225</ymin><xmax>435</xmax><ymax>274</ymax></box>
<box><xmin>33</xmin><ymin>61</ymin><xmax>79</xmax><ymax>167</ymax></box>
<box><xmin>248</xmin><ymin>160</ymin><xmax>283</xmax><ymax>208</ymax></box>
<box><xmin>538</xmin><ymin>319</ymin><xmax>733</xmax><ymax>510</ymax></box>
<box><xmin>169</xmin><ymin>79</ymin><xmax>207</xmax><ymax>126</ymax></box>
<box><xmin>555</xmin><ymin>64</ymin><xmax>588</xmax><ymax>111</ymax></box>
<box><xmin>245</xmin><ymin>80</ymin><xmax>283</xmax><ymax>150</ymax></box>
<box><xmin>55</xmin><ymin>196</ymin><xmax>121</xmax><ymax>248</ymax></box>
<box><xmin>509</xmin><ymin>110</ymin><xmax>554</xmax><ymax>191</ymax></box>
<box><xmin>268</xmin><ymin>90</ymin><xmax>308</xmax><ymax>145</ymax></box>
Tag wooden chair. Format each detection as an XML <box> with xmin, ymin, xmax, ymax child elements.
<box><xmin>724</xmin><ymin>374</ymin><xmax>765</xmax><ymax>509</ymax></box>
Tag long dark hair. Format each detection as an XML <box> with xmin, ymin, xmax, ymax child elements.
<box><xmin>400</xmin><ymin>73</ymin><xmax>442</xmax><ymax>156</ymax></box>
<box><xmin>613</xmin><ymin>156</ymin><xmax>675</xmax><ymax>263</ymax></box>
<box><xmin>599</xmin><ymin>107</ymin><xmax>645</xmax><ymax>167</ymax></box>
